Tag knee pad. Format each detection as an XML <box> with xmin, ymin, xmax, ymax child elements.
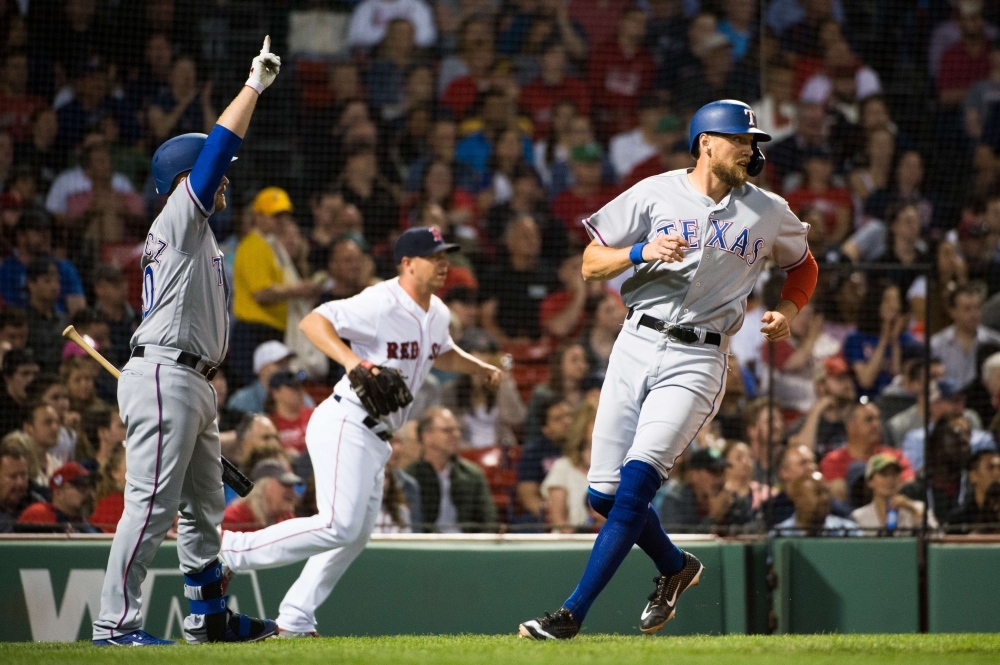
<box><xmin>609</xmin><ymin>461</ymin><xmax>662</xmax><ymax>521</ymax></box>
<box><xmin>588</xmin><ymin>488</ymin><xmax>615</xmax><ymax>518</ymax></box>
<box><xmin>183</xmin><ymin>560</ymin><xmax>228</xmax><ymax>641</ymax></box>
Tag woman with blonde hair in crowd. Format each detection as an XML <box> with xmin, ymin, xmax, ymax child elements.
<box><xmin>59</xmin><ymin>357</ymin><xmax>101</xmax><ymax>414</ymax></box>
<box><xmin>90</xmin><ymin>443</ymin><xmax>126</xmax><ymax>533</ymax></box>
<box><xmin>723</xmin><ymin>440</ymin><xmax>770</xmax><ymax>525</ymax></box>
<box><xmin>542</xmin><ymin>401</ymin><xmax>603</xmax><ymax>533</ymax></box>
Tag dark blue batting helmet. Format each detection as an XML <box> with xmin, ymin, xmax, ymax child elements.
<box><xmin>151</xmin><ymin>133</ymin><xmax>238</xmax><ymax>195</ymax></box>
<box><xmin>688</xmin><ymin>100</ymin><xmax>772</xmax><ymax>176</ymax></box>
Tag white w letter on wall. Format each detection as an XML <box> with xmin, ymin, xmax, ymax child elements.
<box><xmin>20</xmin><ymin>569</ymin><xmax>105</xmax><ymax>642</ymax></box>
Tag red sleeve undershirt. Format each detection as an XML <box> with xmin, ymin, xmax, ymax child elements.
<box><xmin>780</xmin><ymin>250</ymin><xmax>818</xmax><ymax>312</ymax></box>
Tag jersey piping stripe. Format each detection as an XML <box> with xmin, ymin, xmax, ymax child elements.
<box><xmin>184</xmin><ymin>178</ymin><xmax>212</xmax><ymax>218</ymax></box>
<box><xmin>686</xmin><ymin>355</ymin><xmax>727</xmax><ymax>449</ymax></box>
<box><xmin>115</xmin><ymin>364</ymin><xmax>165</xmax><ymax>633</ymax></box>
<box><xmin>779</xmin><ymin>246</ymin><xmax>809</xmax><ymax>271</ymax></box>
<box><xmin>582</xmin><ymin>218</ymin><xmax>608</xmax><ymax>246</ymax></box>
<box><xmin>220</xmin><ymin>415</ymin><xmax>348</xmax><ymax>554</ymax></box>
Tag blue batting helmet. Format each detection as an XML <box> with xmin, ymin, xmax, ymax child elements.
<box><xmin>150</xmin><ymin>133</ymin><xmax>238</xmax><ymax>195</ymax></box>
<box><xmin>688</xmin><ymin>100</ymin><xmax>771</xmax><ymax>176</ymax></box>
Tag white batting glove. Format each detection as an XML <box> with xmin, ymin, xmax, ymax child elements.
<box><xmin>245</xmin><ymin>35</ymin><xmax>280</xmax><ymax>94</ymax></box>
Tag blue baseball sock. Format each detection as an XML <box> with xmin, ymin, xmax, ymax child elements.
<box><xmin>589</xmin><ymin>488</ymin><xmax>685</xmax><ymax>577</ymax></box>
<box><xmin>563</xmin><ymin>461</ymin><xmax>664</xmax><ymax>624</ymax></box>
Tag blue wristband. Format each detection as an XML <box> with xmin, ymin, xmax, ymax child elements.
<box><xmin>629</xmin><ymin>242</ymin><xmax>648</xmax><ymax>265</ymax></box>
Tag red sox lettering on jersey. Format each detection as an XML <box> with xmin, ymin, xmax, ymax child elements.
<box><xmin>317</xmin><ymin>277</ymin><xmax>455</xmax><ymax>431</ymax></box>
<box><xmin>386</xmin><ymin>341</ymin><xmax>442</xmax><ymax>360</ymax></box>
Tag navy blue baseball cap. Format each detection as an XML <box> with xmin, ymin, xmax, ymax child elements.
<box><xmin>394</xmin><ymin>226</ymin><xmax>460</xmax><ymax>265</ymax></box>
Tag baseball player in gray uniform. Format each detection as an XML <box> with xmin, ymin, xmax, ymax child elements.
<box><xmin>92</xmin><ymin>37</ymin><xmax>282</xmax><ymax>646</ymax></box>
<box><xmin>519</xmin><ymin>100</ymin><xmax>819</xmax><ymax>640</ymax></box>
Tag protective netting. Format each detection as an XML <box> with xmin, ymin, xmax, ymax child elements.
<box><xmin>1</xmin><ymin>0</ymin><xmax>999</xmax><ymax>537</ymax></box>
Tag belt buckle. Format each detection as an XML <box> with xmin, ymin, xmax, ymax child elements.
<box><xmin>665</xmin><ymin>325</ymin><xmax>698</xmax><ymax>344</ymax></box>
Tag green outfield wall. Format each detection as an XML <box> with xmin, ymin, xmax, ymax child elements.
<box><xmin>0</xmin><ymin>538</ymin><xmax>996</xmax><ymax>641</ymax></box>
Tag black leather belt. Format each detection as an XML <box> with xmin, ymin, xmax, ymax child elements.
<box><xmin>131</xmin><ymin>346</ymin><xmax>219</xmax><ymax>380</ymax></box>
<box><xmin>627</xmin><ymin>309</ymin><xmax>721</xmax><ymax>347</ymax></box>
<box><xmin>334</xmin><ymin>394</ymin><xmax>392</xmax><ymax>441</ymax></box>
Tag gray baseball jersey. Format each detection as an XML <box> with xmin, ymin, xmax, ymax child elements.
<box><xmin>582</xmin><ymin>169</ymin><xmax>811</xmax><ymax>490</ymax></box>
<box><xmin>131</xmin><ymin>178</ymin><xmax>230</xmax><ymax>363</ymax></box>
<box><xmin>583</xmin><ymin>169</ymin><xmax>810</xmax><ymax>335</ymax></box>
<box><xmin>95</xmin><ymin>176</ymin><xmax>228</xmax><ymax>642</ymax></box>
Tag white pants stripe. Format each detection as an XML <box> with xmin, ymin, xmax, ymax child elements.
<box><xmin>93</xmin><ymin>359</ymin><xmax>222</xmax><ymax>640</ymax></box>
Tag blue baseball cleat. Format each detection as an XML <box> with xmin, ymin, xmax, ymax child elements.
<box><xmin>93</xmin><ymin>630</ymin><xmax>176</xmax><ymax>646</ymax></box>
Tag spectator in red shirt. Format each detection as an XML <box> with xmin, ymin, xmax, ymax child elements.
<box><xmin>820</xmin><ymin>401</ymin><xmax>915</xmax><ymax>501</ymax></box>
<box><xmin>784</xmin><ymin>147</ymin><xmax>854</xmax><ymax>243</ymax></box>
<box><xmin>222</xmin><ymin>459</ymin><xmax>301</xmax><ymax>532</ymax></box>
<box><xmin>569</xmin><ymin>0</ymin><xmax>630</xmax><ymax>49</ymax></box>
<box><xmin>540</xmin><ymin>252</ymin><xmax>598</xmax><ymax>340</ymax></box>
<box><xmin>938</xmin><ymin>2</ymin><xmax>991</xmax><ymax>109</ymax></box>
<box><xmin>587</xmin><ymin>7</ymin><xmax>655</xmax><ymax>137</ymax></box>
<box><xmin>521</xmin><ymin>40</ymin><xmax>590</xmax><ymax>140</ymax></box>
<box><xmin>89</xmin><ymin>443</ymin><xmax>125</xmax><ymax>533</ymax></box>
<box><xmin>441</xmin><ymin>21</ymin><xmax>496</xmax><ymax>120</ymax></box>
<box><xmin>17</xmin><ymin>461</ymin><xmax>97</xmax><ymax>532</ymax></box>
<box><xmin>265</xmin><ymin>371</ymin><xmax>314</xmax><ymax>459</ymax></box>
<box><xmin>552</xmin><ymin>143</ymin><xmax>620</xmax><ymax>247</ymax></box>
<box><xmin>0</xmin><ymin>52</ymin><xmax>46</xmax><ymax>143</ymax></box>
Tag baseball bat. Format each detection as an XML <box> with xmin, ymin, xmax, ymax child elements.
<box><xmin>63</xmin><ymin>325</ymin><xmax>121</xmax><ymax>379</ymax></box>
<box><xmin>61</xmin><ymin>326</ymin><xmax>255</xmax><ymax>497</ymax></box>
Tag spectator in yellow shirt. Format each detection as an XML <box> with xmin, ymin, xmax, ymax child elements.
<box><xmin>231</xmin><ymin>187</ymin><xmax>319</xmax><ymax>386</ymax></box>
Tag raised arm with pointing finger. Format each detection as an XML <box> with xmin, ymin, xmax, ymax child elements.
<box><xmin>91</xmin><ymin>37</ymin><xmax>286</xmax><ymax>647</ymax></box>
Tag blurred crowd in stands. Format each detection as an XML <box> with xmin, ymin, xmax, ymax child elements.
<box><xmin>2</xmin><ymin>0</ymin><xmax>1000</xmax><ymax>536</ymax></box>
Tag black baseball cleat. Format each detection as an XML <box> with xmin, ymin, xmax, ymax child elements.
<box><xmin>518</xmin><ymin>607</ymin><xmax>580</xmax><ymax>640</ymax></box>
<box><xmin>639</xmin><ymin>551</ymin><xmax>704</xmax><ymax>634</ymax></box>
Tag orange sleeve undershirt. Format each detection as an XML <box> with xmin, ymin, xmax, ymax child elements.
<box><xmin>780</xmin><ymin>250</ymin><xmax>818</xmax><ymax>312</ymax></box>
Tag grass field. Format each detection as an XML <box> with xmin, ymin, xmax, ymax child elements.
<box><xmin>2</xmin><ymin>634</ymin><xmax>999</xmax><ymax>665</ymax></box>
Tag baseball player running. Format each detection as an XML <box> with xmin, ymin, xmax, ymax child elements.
<box><xmin>92</xmin><ymin>38</ymin><xmax>282</xmax><ymax>646</ymax></box>
<box><xmin>219</xmin><ymin>227</ymin><xmax>502</xmax><ymax>637</ymax></box>
<box><xmin>518</xmin><ymin>100</ymin><xmax>819</xmax><ymax>640</ymax></box>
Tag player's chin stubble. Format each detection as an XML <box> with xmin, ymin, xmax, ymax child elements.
<box><xmin>711</xmin><ymin>159</ymin><xmax>748</xmax><ymax>189</ymax></box>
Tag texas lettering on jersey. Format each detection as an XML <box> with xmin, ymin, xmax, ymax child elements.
<box><xmin>655</xmin><ymin>219</ymin><xmax>767</xmax><ymax>266</ymax></box>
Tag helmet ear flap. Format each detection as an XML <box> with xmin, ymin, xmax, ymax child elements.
<box><xmin>747</xmin><ymin>141</ymin><xmax>765</xmax><ymax>177</ymax></box>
